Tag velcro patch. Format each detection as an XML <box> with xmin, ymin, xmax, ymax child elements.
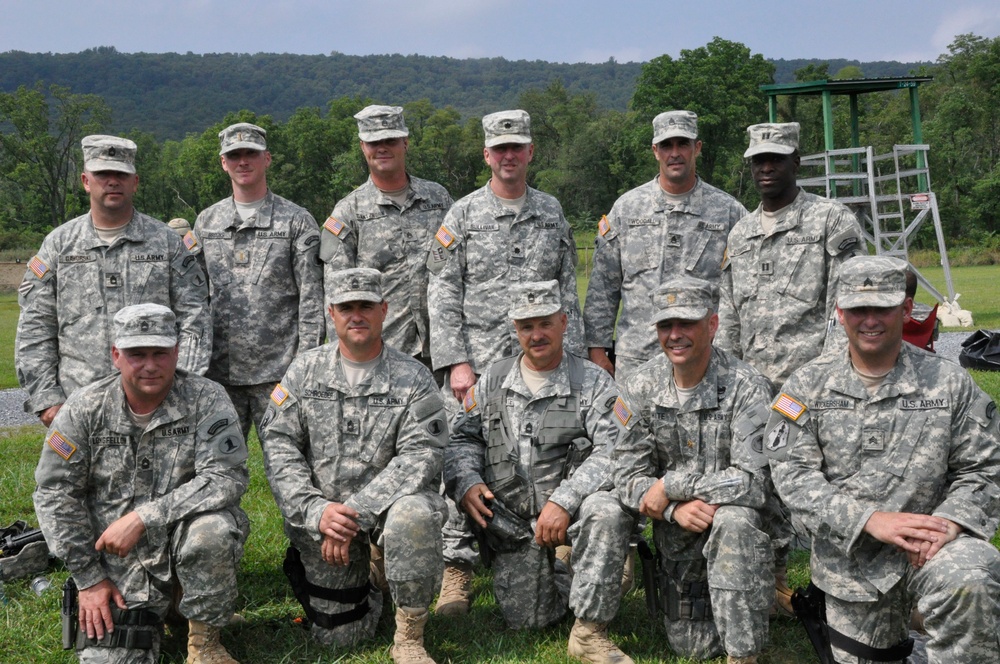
<box><xmin>46</xmin><ymin>430</ymin><xmax>77</xmax><ymax>460</ymax></box>
<box><xmin>28</xmin><ymin>256</ymin><xmax>49</xmax><ymax>279</ymax></box>
<box><xmin>435</xmin><ymin>225</ymin><xmax>455</xmax><ymax>248</ymax></box>
<box><xmin>270</xmin><ymin>383</ymin><xmax>289</xmax><ymax>406</ymax></box>
<box><xmin>598</xmin><ymin>215</ymin><xmax>611</xmax><ymax>237</ymax></box>
<box><xmin>183</xmin><ymin>231</ymin><xmax>198</xmax><ymax>250</ymax></box>
<box><xmin>463</xmin><ymin>386</ymin><xmax>477</xmax><ymax>413</ymax></box>
<box><xmin>324</xmin><ymin>216</ymin><xmax>345</xmax><ymax>236</ymax></box>
<box><xmin>613</xmin><ymin>397</ymin><xmax>632</xmax><ymax>427</ymax></box>
<box><xmin>773</xmin><ymin>393</ymin><xmax>807</xmax><ymax>421</ymax></box>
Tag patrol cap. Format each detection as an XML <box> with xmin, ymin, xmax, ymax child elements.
<box><xmin>651</xmin><ymin>276</ymin><xmax>719</xmax><ymax>324</ymax></box>
<box><xmin>483</xmin><ymin>110</ymin><xmax>532</xmax><ymax>148</ymax></box>
<box><xmin>167</xmin><ymin>218</ymin><xmax>191</xmax><ymax>236</ymax></box>
<box><xmin>82</xmin><ymin>135</ymin><xmax>137</xmax><ymax>174</ymax></box>
<box><xmin>218</xmin><ymin>123</ymin><xmax>267</xmax><ymax>155</ymax></box>
<box><xmin>652</xmin><ymin>110</ymin><xmax>698</xmax><ymax>144</ymax></box>
<box><xmin>744</xmin><ymin>122</ymin><xmax>800</xmax><ymax>158</ymax></box>
<box><xmin>328</xmin><ymin>267</ymin><xmax>385</xmax><ymax>305</ymax></box>
<box><xmin>355</xmin><ymin>105</ymin><xmax>409</xmax><ymax>142</ymax></box>
<box><xmin>509</xmin><ymin>280</ymin><xmax>562</xmax><ymax>321</ymax></box>
<box><xmin>837</xmin><ymin>255</ymin><xmax>908</xmax><ymax>309</ymax></box>
<box><xmin>113</xmin><ymin>304</ymin><xmax>178</xmax><ymax>350</ymax></box>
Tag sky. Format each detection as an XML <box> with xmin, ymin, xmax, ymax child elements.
<box><xmin>1</xmin><ymin>0</ymin><xmax>998</xmax><ymax>65</ymax></box>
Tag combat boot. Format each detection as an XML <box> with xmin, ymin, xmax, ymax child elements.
<box><xmin>620</xmin><ymin>544</ymin><xmax>636</xmax><ymax>596</ymax></box>
<box><xmin>772</xmin><ymin>565</ymin><xmax>794</xmax><ymax>618</ymax></box>
<box><xmin>555</xmin><ymin>545</ymin><xmax>573</xmax><ymax>573</ymax></box>
<box><xmin>370</xmin><ymin>543</ymin><xmax>391</xmax><ymax>596</ymax></box>
<box><xmin>390</xmin><ymin>606</ymin><xmax>437</xmax><ymax>664</ymax></box>
<box><xmin>727</xmin><ymin>656</ymin><xmax>757</xmax><ymax>664</ymax></box>
<box><xmin>186</xmin><ymin>620</ymin><xmax>238</xmax><ymax>664</ymax></box>
<box><xmin>434</xmin><ymin>561</ymin><xmax>472</xmax><ymax>616</ymax></box>
<box><xmin>567</xmin><ymin>618</ymin><xmax>633</xmax><ymax>664</ymax></box>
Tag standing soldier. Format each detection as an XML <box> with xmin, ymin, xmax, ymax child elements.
<box><xmin>190</xmin><ymin>122</ymin><xmax>325</xmax><ymax>439</ymax></box>
<box><xmin>16</xmin><ymin>135</ymin><xmax>210</xmax><ymax>427</ymax></box>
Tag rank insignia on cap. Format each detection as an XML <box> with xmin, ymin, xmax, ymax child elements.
<box><xmin>270</xmin><ymin>383</ymin><xmax>289</xmax><ymax>406</ymax></box>
<box><xmin>182</xmin><ymin>231</ymin><xmax>198</xmax><ymax>250</ymax></box>
<box><xmin>28</xmin><ymin>255</ymin><xmax>49</xmax><ymax>279</ymax></box>
<box><xmin>598</xmin><ymin>215</ymin><xmax>611</xmax><ymax>237</ymax></box>
<box><xmin>435</xmin><ymin>225</ymin><xmax>455</xmax><ymax>248</ymax></box>
<box><xmin>613</xmin><ymin>397</ymin><xmax>632</xmax><ymax>427</ymax></box>
<box><xmin>324</xmin><ymin>216</ymin><xmax>345</xmax><ymax>236</ymax></box>
<box><xmin>46</xmin><ymin>430</ymin><xmax>77</xmax><ymax>461</ymax></box>
<box><xmin>463</xmin><ymin>386</ymin><xmax>477</xmax><ymax>413</ymax></box>
<box><xmin>773</xmin><ymin>393</ymin><xmax>806</xmax><ymax>421</ymax></box>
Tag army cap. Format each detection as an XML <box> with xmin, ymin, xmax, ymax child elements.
<box><xmin>483</xmin><ymin>110</ymin><xmax>532</xmax><ymax>148</ymax></box>
<box><xmin>328</xmin><ymin>267</ymin><xmax>385</xmax><ymax>305</ymax></box>
<box><xmin>82</xmin><ymin>135</ymin><xmax>137</xmax><ymax>174</ymax></box>
<box><xmin>167</xmin><ymin>218</ymin><xmax>191</xmax><ymax>236</ymax></box>
<box><xmin>651</xmin><ymin>276</ymin><xmax>719</xmax><ymax>324</ymax></box>
<box><xmin>114</xmin><ymin>303</ymin><xmax>178</xmax><ymax>349</ymax></box>
<box><xmin>355</xmin><ymin>105</ymin><xmax>409</xmax><ymax>142</ymax></box>
<box><xmin>837</xmin><ymin>255</ymin><xmax>908</xmax><ymax>309</ymax></box>
<box><xmin>509</xmin><ymin>280</ymin><xmax>562</xmax><ymax>321</ymax></box>
<box><xmin>652</xmin><ymin>110</ymin><xmax>698</xmax><ymax>144</ymax></box>
<box><xmin>218</xmin><ymin>122</ymin><xmax>267</xmax><ymax>155</ymax></box>
<box><xmin>744</xmin><ymin>122</ymin><xmax>800</xmax><ymax>158</ymax></box>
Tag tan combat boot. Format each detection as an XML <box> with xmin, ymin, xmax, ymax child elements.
<box><xmin>772</xmin><ymin>565</ymin><xmax>795</xmax><ymax>618</ymax></box>
<box><xmin>370</xmin><ymin>543</ymin><xmax>391</xmax><ymax>595</ymax></box>
<box><xmin>187</xmin><ymin>620</ymin><xmax>238</xmax><ymax>664</ymax></box>
<box><xmin>434</xmin><ymin>561</ymin><xmax>472</xmax><ymax>616</ymax></box>
<box><xmin>391</xmin><ymin>606</ymin><xmax>437</xmax><ymax>664</ymax></box>
<box><xmin>620</xmin><ymin>544</ymin><xmax>636</xmax><ymax>596</ymax></box>
<box><xmin>567</xmin><ymin>618</ymin><xmax>634</xmax><ymax>664</ymax></box>
<box><xmin>727</xmin><ymin>656</ymin><xmax>757</xmax><ymax>664</ymax></box>
<box><xmin>555</xmin><ymin>544</ymin><xmax>573</xmax><ymax>573</ymax></box>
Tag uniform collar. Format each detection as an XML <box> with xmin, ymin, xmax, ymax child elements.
<box><xmin>824</xmin><ymin>345</ymin><xmax>918</xmax><ymax>401</ymax></box>
<box><xmin>105</xmin><ymin>371</ymin><xmax>185</xmax><ymax>434</ymax></box>
<box><xmin>484</xmin><ymin>181</ymin><xmax>537</xmax><ymax>223</ymax></box>
<box><xmin>225</xmin><ymin>190</ymin><xmax>275</xmax><ymax>229</ymax></box>
<box><xmin>747</xmin><ymin>188</ymin><xmax>805</xmax><ymax>238</ymax></box>
<box><xmin>329</xmin><ymin>344</ymin><xmax>391</xmax><ymax>396</ymax></box>
<box><xmin>501</xmin><ymin>351</ymin><xmax>572</xmax><ymax>401</ymax></box>
<box><xmin>653</xmin><ymin>177</ymin><xmax>704</xmax><ymax>215</ymax></box>
<box><xmin>653</xmin><ymin>349</ymin><xmax>722</xmax><ymax>413</ymax></box>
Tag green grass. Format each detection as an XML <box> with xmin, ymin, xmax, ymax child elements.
<box><xmin>911</xmin><ymin>265</ymin><xmax>1000</xmax><ymax>331</ymax></box>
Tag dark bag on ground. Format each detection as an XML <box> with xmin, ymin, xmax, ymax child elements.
<box><xmin>959</xmin><ymin>329</ymin><xmax>1000</xmax><ymax>371</ymax></box>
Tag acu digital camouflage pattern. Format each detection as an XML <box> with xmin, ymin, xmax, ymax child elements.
<box><xmin>765</xmin><ymin>343</ymin><xmax>1000</xmax><ymax>662</ymax></box>
<box><xmin>193</xmin><ymin>190</ymin><xmax>324</xmax><ymax>387</ymax></box>
<box><xmin>426</xmin><ymin>184</ymin><xmax>584</xmax><ymax>373</ymax></box>
<box><xmin>716</xmin><ymin>189</ymin><xmax>865</xmax><ymax>389</ymax></box>
<box><xmin>320</xmin><ymin>176</ymin><xmax>453</xmax><ymax>358</ymax></box>
<box><xmin>446</xmin><ymin>351</ymin><xmax>633</xmax><ymax>628</ymax></box>
<box><xmin>613</xmin><ymin>348</ymin><xmax>774</xmax><ymax>659</ymax></box>
<box><xmin>584</xmin><ymin>178</ymin><xmax>746</xmax><ymax>376</ymax></box>
<box><xmin>16</xmin><ymin>211</ymin><xmax>211</xmax><ymax>414</ymax></box>
<box><xmin>33</xmin><ymin>371</ymin><xmax>249</xmax><ymax>656</ymax></box>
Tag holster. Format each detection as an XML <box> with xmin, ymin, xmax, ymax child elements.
<box><xmin>62</xmin><ymin>577</ymin><xmax>160</xmax><ymax>651</ymax></box>
<box><xmin>636</xmin><ymin>540</ymin><xmax>660</xmax><ymax>620</ymax></box>
<box><xmin>282</xmin><ymin>546</ymin><xmax>372</xmax><ymax>630</ymax></box>
<box><xmin>665</xmin><ymin>577</ymin><xmax>713</xmax><ymax>622</ymax></box>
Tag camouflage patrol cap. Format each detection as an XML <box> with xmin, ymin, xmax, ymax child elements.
<box><xmin>744</xmin><ymin>122</ymin><xmax>800</xmax><ymax>158</ymax></box>
<box><xmin>509</xmin><ymin>280</ymin><xmax>561</xmax><ymax>320</ymax></box>
<box><xmin>355</xmin><ymin>105</ymin><xmax>409</xmax><ymax>142</ymax></box>
<box><xmin>652</xmin><ymin>110</ymin><xmax>698</xmax><ymax>144</ymax></box>
<box><xmin>82</xmin><ymin>135</ymin><xmax>137</xmax><ymax>174</ymax></box>
<box><xmin>837</xmin><ymin>255</ymin><xmax>908</xmax><ymax>309</ymax></box>
<box><xmin>483</xmin><ymin>110</ymin><xmax>532</xmax><ymax>148</ymax></box>
<box><xmin>113</xmin><ymin>303</ymin><xmax>178</xmax><ymax>349</ymax></box>
<box><xmin>651</xmin><ymin>276</ymin><xmax>719</xmax><ymax>324</ymax></box>
<box><xmin>167</xmin><ymin>218</ymin><xmax>191</xmax><ymax>236</ymax></box>
<box><xmin>328</xmin><ymin>267</ymin><xmax>385</xmax><ymax>305</ymax></box>
<box><xmin>218</xmin><ymin>122</ymin><xmax>267</xmax><ymax>155</ymax></box>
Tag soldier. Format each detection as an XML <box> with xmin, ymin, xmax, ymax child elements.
<box><xmin>190</xmin><ymin>122</ymin><xmax>325</xmax><ymax>439</ymax></box>
<box><xmin>446</xmin><ymin>280</ymin><xmax>634</xmax><ymax>663</ymax></box>
<box><xmin>260</xmin><ymin>268</ymin><xmax>449</xmax><ymax>664</ymax></box>
<box><xmin>33</xmin><ymin>303</ymin><xmax>248</xmax><ymax>664</ymax></box>
<box><xmin>613</xmin><ymin>277</ymin><xmax>774</xmax><ymax>664</ymax></box>
<box><xmin>764</xmin><ymin>256</ymin><xmax>1000</xmax><ymax>663</ymax></box>
<box><xmin>16</xmin><ymin>135</ymin><xmax>211</xmax><ymax>427</ymax></box>
<box><xmin>585</xmin><ymin>110</ymin><xmax>747</xmax><ymax>380</ymax></box>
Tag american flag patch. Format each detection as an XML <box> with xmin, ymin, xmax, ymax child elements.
<box><xmin>270</xmin><ymin>383</ymin><xmax>289</xmax><ymax>406</ymax></box>
<box><xmin>324</xmin><ymin>216</ymin><xmax>345</xmax><ymax>236</ymax></box>
<box><xmin>46</xmin><ymin>430</ymin><xmax>77</xmax><ymax>461</ymax></box>
<box><xmin>613</xmin><ymin>397</ymin><xmax>632</xmax><ymax>427</ymax></box>
<box><xmin>435</xmin><ymin>225</ymin><xmax>455</xmax><ymax>248</ymax></box>
<box><xmin>598</xmin><ymin>215</ymin><xmax>611</xmax><ymax>236</ymax></box>
<box><xmin>28</xmin><ymin>256</ymin><xmax>49</xmax><ymax>279</ymax></box>
<box><xmin>463</xmin><ymin>386</ymin><xmax>477</xmax><ymax>413</ymax></box>
<box><xmin>773</xmin><ymin>393</ymin><xmax>806</xmax><ymax>421</ymax></box>
<box><xmin>183</xmin><ymin>231</ymin><xmax>198</xmax><ymax>250</ymax></box>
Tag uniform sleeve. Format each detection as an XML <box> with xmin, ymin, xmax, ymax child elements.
<box><xmin>558</xmin><ymin>222</ymin><xmax>586</xmax><ymax>357</ymax></box>
<box><xmin>427</xmin><ymin>207</ymin><xmax>470</xmax><ymax>370</ymax></box>
<box><xmin>320</xmin><ymin>199</ymin><xmax>359</xmax><ymax>290</ymax></box>
<box><xmin>611</xmin><ymin>384</ymin><xmax>659</xmax><ymax>511</ymax></box>
<box><xmin>443</xmin><ymin>379</ymin><xmax>489</xmax><ymax>504</ymax></box>
<box><xmin>583</xmin><ymin>214</ymin><xmax>623</xmax><ymax>350</ymax></box>
<box><xmin>292</xmin><ymin>211</ymin><xmax>325</xmax><ymax>351</ymax></box>
<box><xmin>16</xmin><ymin>240</ymin><xmax>65</xmax><ymax>414</ymax></box>
<box><xmin>821</xmin><ymin>208</ymin><xmax>866</xmax><ymax>353</ymax></box>
<box><xmin>169</xmin><ymin>234</ymin><xmax>213</xmax><ymax>375</ymax></box>
<box><xmin>715</xmin><ymin>253</ymin><xmax>742</xmax><ymax>357</ymax></box>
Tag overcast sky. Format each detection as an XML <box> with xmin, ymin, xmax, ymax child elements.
<box><xmin>2</xmin><ymin>0</ymin><xmax>998</xmax><ymax>64</ymax></box>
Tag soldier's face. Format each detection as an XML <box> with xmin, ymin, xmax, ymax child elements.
<box><xmin>750</xmin><ymin>152</ymin><xmax>799</xmax><ymax>203</ymax></box>
<box><xmin>112</xmin><ymin>345</ymin><xmax>178</xmax><ymax>407</ymax></box>
<box><xmin>330</xmin><ymin>300</ymin><xmax>387</xmax><ymax>361</ymax></box>
<box><xmin>360</xmin><ymin>137</ymin><xmax>408</xmax><ymax>178</ymax></box>
<box><xmin>484</xmin><ymin>143</ymin><xmax>533</xmax><ymax>186</ymax></box>
<box><xmin>653</xmin><ymin>137</ymin><xmax>701</xmax><ymax>189</ymax></box>
<box><xmin>837</xmin><ymin>300</ymin><xmax>912</xmax><ymax>365</ymax></box>
<box><xmin>514</xmin><ymin>312</ymin><xmax>567</xmax><ymax>371</ymax></box>
<box><xmin>656</xmin><ymin>314</ymin><xmax>718</xmax><ymax>373</ymax></box>
<box><xmin>82</xmin><ymin>170</ymin><xmax>139</xmax><ymax>213</ymax></box>
<box><xmin>221</xmin><ymin>148</ymin><xmax>271</xmax><ymax>189</ymax></box>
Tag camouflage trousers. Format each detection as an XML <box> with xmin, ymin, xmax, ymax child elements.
<box><xmin>439</xmin><ymin>372</ymin><xmax>480</xmax><ymax>567</ymax></box>
<box><xmin>291</xmin><ymin>491</ymin><xmax>447</xmax><ymax>648</ymax></box>
<box><xmin>612</xmin><ymin>353</ymin><xmax>646</xmax><ymax>386</ymax></box>
<box><xmin>825</xmin><ymin>535</ymin><xmax>1000</xmax><ymax>664</ymax></box>
<box><xmin>78</xmin><ymin>510</ymin><xmax>248</xmax><ymax>664</ymax></box>
<box><xmin>492</xmin><ymin>491</ymin><xmax>633</xmax><ymax>630</ymax></box>
<box><xmin>655</xmin><ymin>505</ymin><xmax>772</xmax><ymax>660</ymax></box>
<box><xmin>223</xmin><ymin>382</ymin><xmax>273</xmax><ymax>441</ymax></box>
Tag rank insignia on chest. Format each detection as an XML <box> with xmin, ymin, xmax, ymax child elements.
<box><xmin>435</xmin><ymin>225</ymin><xmax>455</xmax><ymax>248</ymax></box>
<box><xmin>270</xmin><ymin>383</ymin><xmax>289</xmax><ymax>406</ymax></box>
<box><xmin>598</xmin><ymin>215</ymin><xmax>611</xmax><ymax>237</ymax></box>
<box><xmin>235</xmin><ymin>250</ymin><xmax>249</xmax><ymax>265</ymax></box>
<box><xmin>772</xmin><ymin>394</ymin><xmax>806</xmax><ymax>421</ymax></box>
<box><xmin>104</xmin><ymin>273</ymin><xmax>122</xmax><ymax>288</ymax></box>
<box><xmin>759</xmin><ymin>260</ymin><xmax>774</xmax><ymax>276</ymax></box>
<box><xmin>667</xmin><ymin>234</ymin><xmax>682</xmax><ymax>248</ymax></box>
<box><xmin>613</xmin><ymin>397</ymin><xmax>632</xmax><ymax>427</ymax></box>
<box><xmin>861</xmin><ymin>428</ymin><xmax>884</xmax><ymax>452</ymax></box>
<box><xmin>46</xmin><ymin>430</ymin><xmax>77</xmax><ymax>461</ymax></box>
<box><xmin>29</xmin><ymin>255</ymin><xmax>49</xmax><ymax>279</ymax></box>
<box><xmin>324</xmin><ymin>216</ymin><xmax>345</xmax><ymax>236</ymax></box>
<box><xmin>183</xmin><ymin>231</ymin><xmax>198</xmax><ymax>250</ymax></box>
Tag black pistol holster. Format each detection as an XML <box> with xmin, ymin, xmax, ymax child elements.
<box><xmin>62</xmin><ymin>577</ymin><xmax>160</xmax><ymax>651</ymax></box>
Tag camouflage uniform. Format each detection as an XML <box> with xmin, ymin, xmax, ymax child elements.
<box><xmin>613</xmin><ymin>348</ymin><xmax>774</xmax><ymax>660</ymax></box>
<box><xmin>427</xmin><ymin>183</ymin><xmax>585</xmax><ymax>374</ymax></box>
<box><xmin>585</xmin><ymin>177</ymin><xmax>746</xmax><ymax>377</ymax></box>
<box><xmin>16</xmin><ymin>212</ymin><xmax>211</xmax><ymax>414</ymax></box>
<box><xmin>192</xmin><ymin>190</ymin><xmax>325</xmax><ymax>437</ymax></box>
<box><xmin>765</xmin><ymin>343</ymin><xmax>1000</xmax><ymax>663</ymax></box>
<box><xmin>446</xmin><ymin>350</ymin><xmax>632</xmax><ymax>629</ymax></box>
<box><xmin>716</xmin><ymin>189</ymin><xmax>864</xmax><ymax>389</ymax></box>
<box><xmin>260</xmin><ymin>342</ymin><xmax>449</xmax><ymax>646</ymax></box>
<box><xmin>33</xmin><ymin>370</ymin><xmax>249</xmax><ymax>663</ymax></box>
<box><xmin>320</xmin><ymin>176</ymin><xmax>453</xmax><ymax>360</ymax></box>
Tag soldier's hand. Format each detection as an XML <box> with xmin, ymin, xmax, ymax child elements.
<box><xmin>449</xmin><ymin>363</ymin><xmax>477</xmax><ymax>402</ymax></box>
<box><xmin>672</xmin><ymin>500</ymin><xmax>717</xmax><ymax>533</ymax></box>
<box><xmin>321</xmin><ymin>535</ymin><xmax>353</xmax><ymax>567</ymax></box>
<box><xmin>39</xmin><ymin>404</ymin><xmax>62</xmax><ymax>427</ymax></box>
<box><xmin>535</xmin><ymin>501</ymin><xmax>571</xmax><ymax>547</ymax></box>
<box><xmin>588</xmin><ymin>348</ymin><xmax>615</xmax><ymax>377</ymax></box>
<box><xmin>96</xmin><ymin>512</ymin><xmax>146</xmax><ymax>558</ymax></box>
<box><xmin>319</xmin><ymin>502</ymin><xmax>360</xmax><ymax>542</ymax></box>
<box><xmin>862</xmin><ymin>511</ymin><xmax>950</xmax><ymax>555</ymax></box>
<box><xmin>78</xmin><ymin>578</ymin><xmax>127</xmax><ymax>641</ymax></box>
<box><xmin>904</xmin><ymin>519</ymin><xmax>962</xmax><ymax>568</ymax></box>
<box><xmin>460</xmin><ymin>483</ymin><xmax>494</xmax><ymax>528</ymax></box>
<box><xmin>639</xmin><ymin>478</ymin><xmax>670</xmax><ymax>520</ymax></box>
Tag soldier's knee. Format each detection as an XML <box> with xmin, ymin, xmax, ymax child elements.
<box><xmin>711</xmin><ymin>505</ymin><xmax>764</xmax><ymax>537</ymax></box>
<box><xmin>175</xmin><ymin>512</ymin><xmax>239</xmax><ymax>562</ymax></box>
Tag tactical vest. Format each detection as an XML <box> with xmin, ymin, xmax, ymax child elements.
<box><xmin>481</xmin><ymin>353</ymin><xmax>591</xmax><ymax>520</ymax></box>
